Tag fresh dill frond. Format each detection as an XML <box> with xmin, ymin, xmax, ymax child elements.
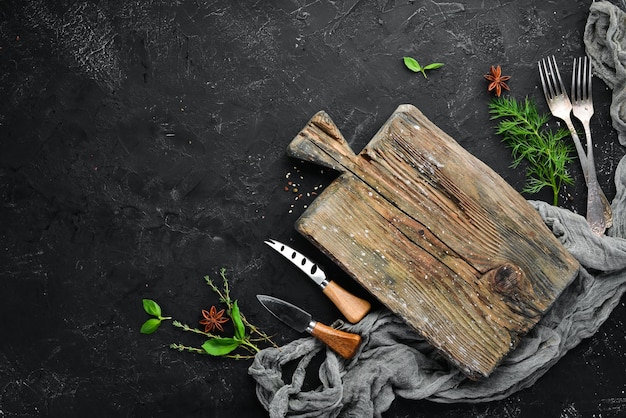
<box><xmin>489</xmin><ymin>96</ymin><xmax>574</xmax><ymax>205</ymax></box>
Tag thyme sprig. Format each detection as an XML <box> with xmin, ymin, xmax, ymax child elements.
<box><xmin>205</xmin><ymin>268</ymin><xmax>276</xmax><ymax>347</ymax></box>
<box><xmin>489</xmin><ymin>96</ymin><xmax>574</xmax><ymax>205</ymax></box>
<box><xmin>140</xmin><ymin>268</ymin><xmax>277</xmax><ymax>359</ymax></box>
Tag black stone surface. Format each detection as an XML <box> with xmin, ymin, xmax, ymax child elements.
<box><xmin>1</xmin><ymin>1</ymin><xmax>625</xmax><ymax>417</ymax></box>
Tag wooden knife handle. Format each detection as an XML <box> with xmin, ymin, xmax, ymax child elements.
<box><xmin>310</xmin><ymin>321</ymin><xmax>361</xmax><ymax>359</ymax></box>
<box><xmin>323</xmin><ymin>280</ymin><xmax>371</xmax><ymax>323</ymax></box>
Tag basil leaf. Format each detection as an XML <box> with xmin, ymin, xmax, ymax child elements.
<box><xmin>423</xmin><ymin>62</ymin><xmax>444</xmax><ymax>70</ymax></box>
<box><xmin>201</xmin><ymin>338</ymin><xmax>241</xmax><ymax>356</ymax></box>
<box><xmin>231</xmin><ymin>301</ymin><xmax>246</xmax><ymax>340</ymax></box>
<box><xmin>142</xmin><ymin>299</ymin><xmax>162</xmax><ymax>317</ymax></box>
<box><xmin>140</xmin><ymin>318</ymin><xmax>162</xmax><ymax>334</ymax></box>
<box><xmin>403</xmin><ymin>56</ymin><xmax>421</xmax><ymax>72</ymax></box>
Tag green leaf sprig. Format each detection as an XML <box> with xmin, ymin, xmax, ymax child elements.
<box><xmin>489</xmin><ymin>96</ymin><xmax>574</xmax><ymax>205</ymax></box>
<box><xmin>140</xmin><ymin>299</ymin><xmax>172</xmax><ymax>334</ymax></box>
<box><xmin>403</xmin><ymin>56</ymin><xmax>444</xmax><ymax>78</ymax></box>
<box><xmin>140</xmin><ymin>268</ymin><xmax>277</xmax><ymax>359</ymax></box>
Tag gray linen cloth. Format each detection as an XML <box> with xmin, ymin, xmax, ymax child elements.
<box><xmin>585</xmin><ymin>0</ymin><xmax>626</xmax><ymax>143</ymax></box>
<box><xmin>249</xmin><ymin>2</ymin><xmax>626</xmax><ymax>416</ymax></box>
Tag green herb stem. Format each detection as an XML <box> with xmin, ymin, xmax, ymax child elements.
<box><xmin>169</xmin><ymin>343</ymin><xmax>256</xmax><ymax>359</ymax></box>
<box><xmin>143</xmin><ymin>269</ymin><xmax>276</xmax><ymax>360</ymax></box>
<box><xmin>170</xmin><ymin>343</ymin><xmax>205</xmax><ymax>354</ymax></box>
<box><xmin>489</xmin><ymin>96</ymin><xmax>574</xmax><ymax>205</ymax></box>
<box><xmin>172</xmin><ymin>320</ymin><xmax>221</xmax><ymax>339</ymax></box>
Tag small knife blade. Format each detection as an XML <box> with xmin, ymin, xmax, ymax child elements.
<box><xmin>264</xmin><ymin>239</ymin><xmax>371</xmax><ymax>323</ymax></box>
<box><xmin>256</xmin><ymin>294</ymin><xmax>361</xmax><ymax>359</ymax></box>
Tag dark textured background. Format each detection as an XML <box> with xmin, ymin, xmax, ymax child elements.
<box><xmin>1</xmin><ymin>1</ymin><xmax>625</xmax><ymax>417</ymax></box>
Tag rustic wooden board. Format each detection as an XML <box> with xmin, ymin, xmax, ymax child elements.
<box><xmin>287</xmin><ymin>104</ymin><xmax>579</xmax><ymax>379</ymax></box>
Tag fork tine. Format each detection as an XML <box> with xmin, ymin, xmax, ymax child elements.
<box><xmin>543</xmin><ymin>56</ymin><xmax>559</xmax><ymax>98</ymax></box>
<box><xmin>584</xmin><ymin>56</ymin><xmax>593</xmax><ymax>101</ymax></box>
<box><xmin>572</xmin><ymin>56</ymin><xmax>593</xmax><ymax>103</ymax></box>
<box><xmin>546</xmin><ymin>58</ymin><xmax>556</xmax><ymax>97</ymax></box>
<box><xmin>538</xmin><ymin>59</ymin><xmax>550</xmax><ymax>100</ymax></box>
<box><xmin>573</xmin><ymin>57</ymin><xmax>580</xmax><ymax>102</ymax></box>
<box><xmin>577</xmin><ymin>57</ymin><xmax>586</xmax><ymax>102</ymax></box>
<box><xmin>551</xmin><ymin>55</ymin><xmax>568</xmax><ymax>97</ymax></box>
<box><xmin>539</xmin><ymin>58</ymin><xmax>556</xmax><ymax>99</ymax></box>
<box><xmin>572</xmin><ymin>57</ymin><xmax>577</xmax><ymax>102</ymax></box>
<box><xmin>544</xmin><ymin>57</ymin><xmax>556</xmax><ymax>97</ymax></box>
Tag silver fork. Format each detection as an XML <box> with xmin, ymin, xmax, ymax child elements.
<box><xmin>538</xmin><ymin>55</ymin><xmax>606</xmax><ymax>235</ymax></box>
<box><xmin>571</xmin><ymin>56</ymin><xmax>612</xmax><ymax>234</ymax></box>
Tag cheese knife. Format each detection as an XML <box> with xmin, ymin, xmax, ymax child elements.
<box><xmin>256</xmin><ymin>294</ymin><xmax>361</xmax><ymax>359</ymax></box>
<box><xmin>264</xmin><ymin>239</ymin><xmax>371</xmax><ymax>323</ymax></box>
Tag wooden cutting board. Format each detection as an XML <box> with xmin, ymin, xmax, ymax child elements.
<box><xmin>287</xmin><ymin>104</ymin><xmax>579</xmax><ymax>379</ymax></box>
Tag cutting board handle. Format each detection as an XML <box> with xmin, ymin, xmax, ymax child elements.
<box><xmin>287</xmin><ymin>111</ymin><xmax>356</xmax><ymax>172</ymax></box>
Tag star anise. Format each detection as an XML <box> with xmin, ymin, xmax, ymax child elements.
<box><xmin>484</xmin><ymin>65</ymin><xmax>511</xmax><ymax>97</ymax></box>
<box><xmin>199</xmin><ymin>306</ymin><xmax>229</xmax><ymax>333</ymax></box>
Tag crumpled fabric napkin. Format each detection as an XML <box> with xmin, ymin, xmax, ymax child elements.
<box><xmin>585</xmin><ymin>0</ymin><xmax>626</xmax><ymax>144</ymax></box>
<box><xmin>249</xmin><ymin>193</ymin><xmax>626</xmax><ymax>417</ymax></box>
<box><xmin>249</xmin><ymin>2</ymin><xmax>626</xmax><ymax>417</ymax></box>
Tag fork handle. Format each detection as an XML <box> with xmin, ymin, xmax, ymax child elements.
<box><xmin>568</xmin><ymin>116</ymin><xmax>612</xmax><ymax>229</ymax></box>
<box><xmin>581</xmin><ymin>125</ymin><xmax>607</xmax><ymax>236</ymax></box>
<box><xmin>564</xmin><ymin>117</ymin><xmax>611</xmax><ymax>219</ymax></box>
<box><xmin>563</xmin><ymin>119</ymin><xmax>589</xmax><ymax>177</ymax></box>
<box><xmin>586</xmin><ymin>170</ymin><xmax>606</xmax><ymax>236</ymax></box>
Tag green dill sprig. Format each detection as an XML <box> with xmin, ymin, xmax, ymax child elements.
<box><xmin>489</xmin><ymin>96</ymin><xmax>574</xmax><ymax>205</ymax></box>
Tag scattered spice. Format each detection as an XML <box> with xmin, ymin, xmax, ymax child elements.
<box><xmin>199</xmin><ymin>306</ymin><xmax>229</xmax><ymax>333</ymax></box>
<box><xmin>484</xmin><ymin>65</ymin><xmax>511</xmax><ymax>97</ymax></box>
<box><xmin>284</xmin><ymin>166</ymin><xmax>325</xmax><ymax>214</ymax></box>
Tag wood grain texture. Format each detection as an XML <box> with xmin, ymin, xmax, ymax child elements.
<box><xmin>310</xmin><ymin>321</ymin><xmax>362</xmax><ymax>359</ymax></box>
<box><xmin>322</xmin><ymin>280</ymin><xmax>372</xmax><ymax>323</ymax></box>
<box><xmin>288</xmin><ymin>105</ymin><xmax>580</xmax><ymax>379</ymax></box>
